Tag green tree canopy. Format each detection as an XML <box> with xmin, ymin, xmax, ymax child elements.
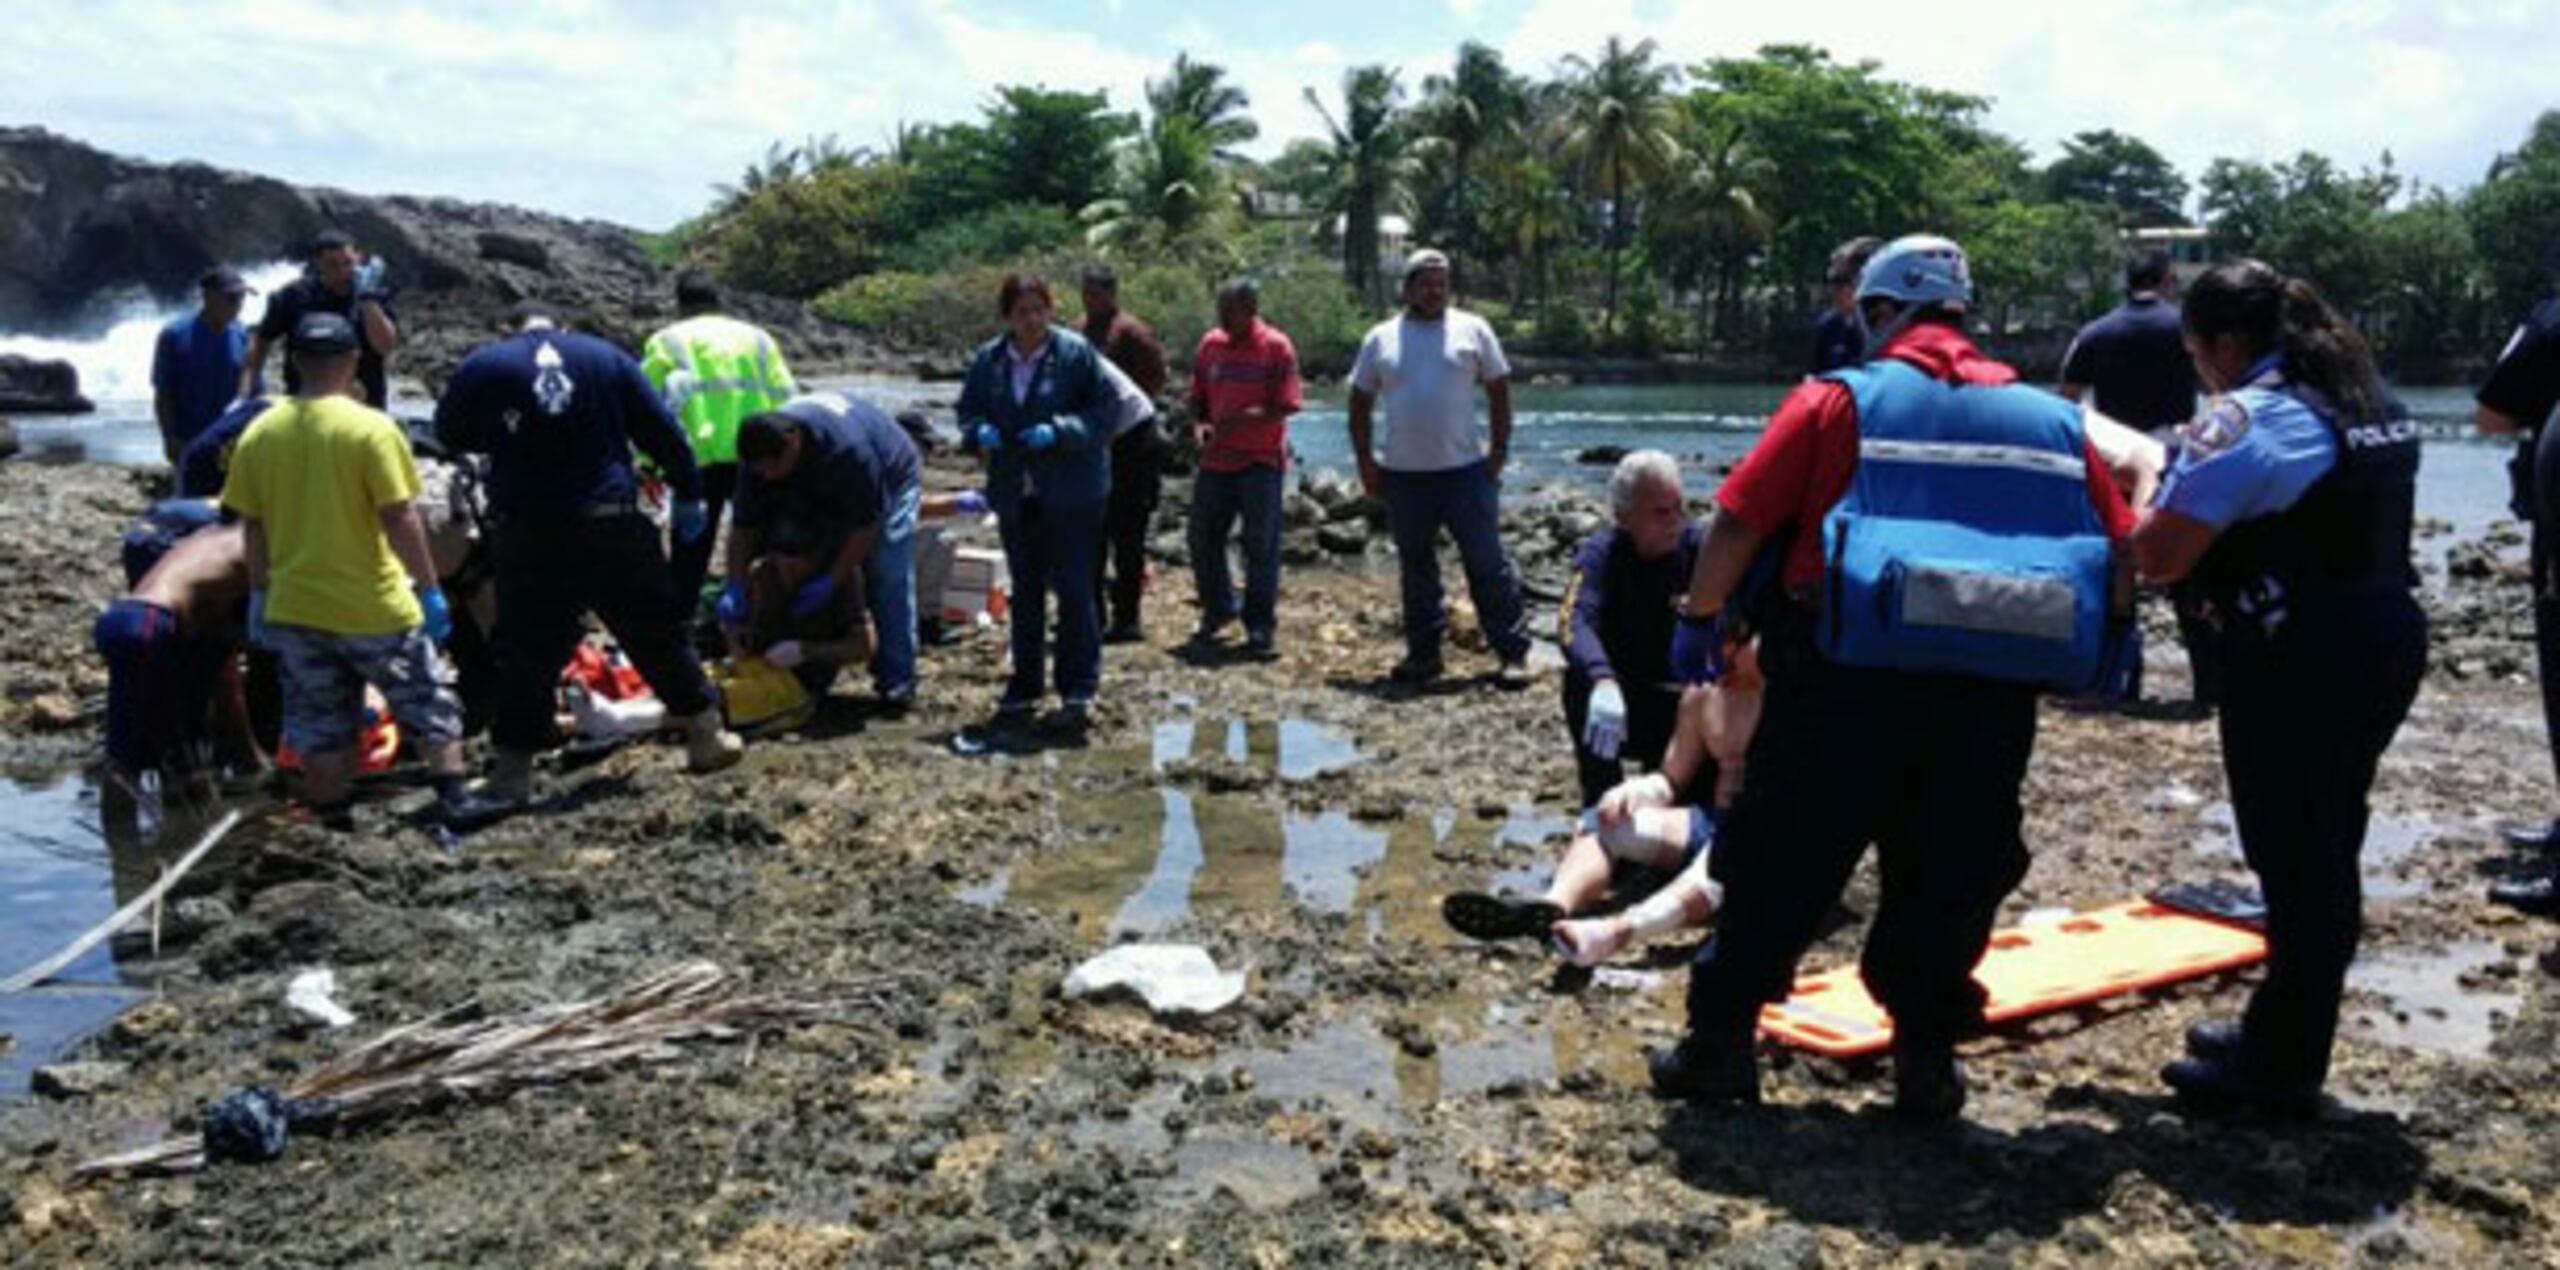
<box><xmin>2043</xmin><ymin>129</ymin><xmax>2190</xmax><ymax>227</ymax></box>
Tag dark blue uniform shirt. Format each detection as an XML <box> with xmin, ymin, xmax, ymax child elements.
<box><xmin>175</xmin><ymin>396</ymin><xmax>271</xmax><ymax>498</ymax></box>
<box><xmin>732</xmin><ymin>392</ymin><xmax>922</xmax><ymax>548</ymax></box>
<box><xmin>2480</xmin><ymin>298</ymin><xmax>2560</xmax><ymax>431</ymax></box>
<box><xmin>433</xmin><ymin>328</ymin><xmax>699</xmax><ymax>521</ymax></box>
<box><xmin>1808</xmin><ymin>310</ymin><xmax>1865</xmax><ymax>376</ymax></box>
<box><xmin>2062</xmin><ymin>295</ymin><xmax>2197</xmax><ymax>431</ymax></box>
<box><xmin>1562</xmin><ymin>521</ymin><xmax>1703</xmax><ymax>690</ymax></box>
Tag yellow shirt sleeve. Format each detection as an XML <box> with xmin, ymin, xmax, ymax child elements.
<box><xmin>364</xmin><ymin>417</ymin><xmax>423</xmax><ymax>510</ymax></box>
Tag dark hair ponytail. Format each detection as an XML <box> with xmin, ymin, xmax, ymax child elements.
<box><xmin>2183</xmin><ymin>260</ymin><xmax>2389</xmax><ymax>422</ymax></box>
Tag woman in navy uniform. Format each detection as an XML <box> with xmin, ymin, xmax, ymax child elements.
<box><xmin>2132</xmin><ymin>260</ymin><xmax>2425</xmax><ymax>1116</ymax></box>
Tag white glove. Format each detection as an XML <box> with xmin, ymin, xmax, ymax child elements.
<box><xmin>1583</xmin><ymin>679</ymin><xmax>1627</xmax><ymax>761</ymax></box>
<box><xmin>763</xmin><ymin>640</ymin><xmax>806</xmax><ymax>669</ymax></box>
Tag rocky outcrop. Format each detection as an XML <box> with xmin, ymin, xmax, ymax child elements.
<box><xmin>0</xmin><ymin>127</ymin><xmax>891</xmax><ymax>389</ymax></box>
<box><xmin>0</xmin><ymin>354</ymin><xmax>88</xmax><ymax>413</ymax></box>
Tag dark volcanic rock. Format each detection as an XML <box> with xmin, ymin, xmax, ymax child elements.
<box><xmin>0</xmin><ymin>354</ymin><xmax>89</xmax><ymax>414</ymax></box>
<box><xmin>0</xmin><ymin>416</ymin><xmax>17</xmax><ymax>458</ymax></box>
<box><xmin>0</xmin><ymin>127</ymin><xmax>889</xmax><ymax>390</ymax></box>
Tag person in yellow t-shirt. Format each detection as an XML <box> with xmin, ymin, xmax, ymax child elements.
<box><xmin>221</xmin><ymin>311</ymin><xmax>466</xmax><ymax>826</ymax></box>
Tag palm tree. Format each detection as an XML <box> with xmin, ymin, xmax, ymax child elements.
<box><xmin>1556</xmin><ymin>37</ymin><xmax>1682</xmax><ymax>338</ymax></box>
<box><xmin>1651</xmin><ymin>99</ymin><xmax>1772</xmax><ymax>349</ymax></box>
<box><xmin>1147</xmin><ymin>53</ymin><xmax>1259</xmax><ymax>160</ymax></box>
<box><xmin>1413</xmin><ymin>42</ymin><xmax>1526</xmax><ymax>276</ymax></box>
<box><xmin>711</xmin><ymin>139</ymin><xmax>802</xmax><ymax>217</ymax></box>
<box><xmin>1481</xmin><ymin>155</ymin><xmax>1575</xmax><ymax>321</ymax></box>
<box><xmin>1084</xmin><ymin>114</ymin><xmax>1222</xmax><ymax>250</ymax></box>
<box><xmin>1305</xmin><ymin>66</ymin><xmax>1414</xmax><ymax>304</ymax></box>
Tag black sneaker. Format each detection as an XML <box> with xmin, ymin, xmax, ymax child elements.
<box><xmin>1243</xmin><ymin>630</ymin><xmax>1277</xmax><ymax>660</ymax></box>
<box><xmin>1891</xmin><ymin>1042</ymin><xmax>1966</xmax><ymax>1122</ymax></box>
<box><xmin>1388</xmin><ymin>657</ymin><xmax>1443</xmax><ymax>686</ymax></box>
<box><xmin>1492</xmin><ymin>656</ymin><xmax>1532</xmax><ymax>691</ymax></box>
<box><xmin>1103</xmin><ymin>621</ymin><xmax>1145</xmax><ymax>645</ymax></box>
<box><xmin>2161</xmin><ymin>1054</ymin><xmax>2322</xmax><ymax>1119</ymax></box>
<box><xmin>2500</xmin><ymin>819</ymin><xmax>2560</xmax><ymax>854</ymax></box>
<box><xmin>2488</xmin><ymin>870</ymin><xmax>2560</xmax><ymax>916</ymax></box>
<box><xmin>1647</xmin><ymin>1032</ymin><xmax>1759</xmax><ymax>1103</ymax></box>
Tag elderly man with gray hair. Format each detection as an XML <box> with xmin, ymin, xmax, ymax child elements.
<box><xmin>1559</xmin><ymin>450</ymin><xmax>1703</xmax><ymax>807</ymax></box>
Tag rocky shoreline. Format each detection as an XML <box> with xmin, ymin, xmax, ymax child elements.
<box><xmin>0</xmin><ymin>128</ymin><xmax>902</xmax><ymax>394</ymax></box>
<box><xmin>1</xmin><ymin>454</ymin><xmax>2556</xmax><ymax>1265</ymax></box>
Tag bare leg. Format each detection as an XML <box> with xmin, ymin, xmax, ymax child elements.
<box><xmin>1543</xmin><ymin>832</ymin><xmax>1618</xmax><ymax>915</ymax></box>
<box><xmin>1555</xmin><ymin>846</ymin><xmax>1725</xmax><ymax>967</ymax></box>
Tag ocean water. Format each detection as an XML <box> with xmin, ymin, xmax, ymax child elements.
<box><xmin>0</xmin><ymin>288</ymin><xmax>2517</xmax><ymax>535</ymax></box>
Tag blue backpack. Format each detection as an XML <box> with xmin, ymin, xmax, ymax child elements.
<box><xmin>1817</xmin><ymin>358</ymin><xmax>2117</xmax><ymax>692</ymax></box>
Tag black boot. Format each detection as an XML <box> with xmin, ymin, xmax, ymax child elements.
<box><xmin>2161</xmin><ymin>1054</ymin><xmax>2322</xmax><ymax>1119</ymax></box>
<box><xmin>1891</xmin><ymin>1040</ymin><xmax>1966</xmax><ymax>1122</ymax></box>
<box><xmin>2184</xmin><ymin>1017</ymin><xmax>2245</xmax><ymax>1064</ymax></box>
<box><xmin>1647</xmin><ymin>1028</ymin><xmax>1759</xmax><ymax>1103</ymax></box>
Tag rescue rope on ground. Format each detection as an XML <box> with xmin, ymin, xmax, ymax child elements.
<box><xmin>0</xmin><ymin>809</ymin><xmax>243</xmax><ymax>994</ymax></box>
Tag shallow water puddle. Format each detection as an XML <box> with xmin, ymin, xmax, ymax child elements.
<box><xmin>975</xmin><ymin>718</ymin><xmax>1420</xmax><ymax>939</ymax></box>
<box><xmin>0</xmin><ymin>771</ymin><xmax>142</xmax><ymax>1094</ymax></box>
<box><xmin>2345</xmin><ymin>940</ymin><xmax>2520</xmax><ymax>1059</ymax></box>
<box><xmin>2190</xmin><ymin>801</ymin><xmax>2446</xmax><ymax>900</ymax></box>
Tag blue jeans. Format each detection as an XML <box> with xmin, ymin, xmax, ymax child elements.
<box><xmin>997</xmin><ymin>496</ymin><xmax>1106</xmax><ymax>704</ymax></box>
<box><xmin>865</xmin><ymin>482</ymin><xmax>921</xmax><ymax>697</ymax></box>
<box><xmin>1382</xmin><ymin>461</ymin><xmax>1530</xmax><ymax>665</ymax></box>
<box><xmin>1190</xmin><ymin>465</ymin><xmax>1285</xmax><ymax>637</ymax></box>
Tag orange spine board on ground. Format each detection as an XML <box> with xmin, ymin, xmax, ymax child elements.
<box><xmin>1757</xmin><ymin>899</ymin><xmax>2269</xmax><ymax>1058</ymax></box>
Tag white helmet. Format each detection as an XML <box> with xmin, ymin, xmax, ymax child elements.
<box><xmin>1856</xmin><ymin>234</ymin><xmax>1971</xmax><ymax>310</ymax></box>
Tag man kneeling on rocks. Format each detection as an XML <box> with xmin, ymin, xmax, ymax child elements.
<box><xmin>435</xmin><ymin>301</ymin><xmax>743</xmax><ymax>815</ymax></box>
<box><xmin>1558</xmin><ymin>450</ymin><xmax>1703</xmax><ymax>808</ymax></box>
<box><xmin>1442</xmin><ymin>639</ymin><xmax>1761</xmax><ymax>964</ymax></box>
<box><xmin>717</xmin><ymin>393</ymin><xmax>921</xmax><ymax>704</ymax></box>
<box><xmin>94</xmin><ymin>521</ymin><xmax>268</xmax><ymax>798</ymax></box>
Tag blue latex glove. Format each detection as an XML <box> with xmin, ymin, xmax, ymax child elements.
<box><xmin>246</xmin><ymin>589</ymin><xmax>270</xmax><ymax>649</ymax></box>
<box><xmin>417</xmin><ymin>585</ymin><xmax>454</xmax><ymax>643</ymax></box>
<box><xmin>1669</xmin><ymin>610</ymin><xmax>1725</xmax><ymax>685</ymax></box>
<box><xmin>1020</xmin><ymin>422</ymin><xmax>1058</xmax><ymax>452</ymax></box>
<box><xmin>951</xmin><ymin>489</ymin><xmax>989</xmax><ymax>515</ymax></box>
<box><xmin>973</xmin><ymin>423</ymin><xmax>1003</xmax><ymax>453</ymax></box>
<box><xmin>671</xmin><ymin>499</ymin><xmax>709</xmax><ymax>545</ymax></box>
<box><xmin>715</xmin><ymin>580</ymin><xmax>750</xmax><ymax>626</ymax></box>
<box><xmin>790</xmin><ymin>573</ymin><xmax>838</xmax><ymax>618</ymax></box>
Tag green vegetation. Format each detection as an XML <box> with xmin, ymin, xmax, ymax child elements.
<box><xmin>683</xmin><ymin>41</ymin><xmax>2560</xmax><ymax>375</ymax></box>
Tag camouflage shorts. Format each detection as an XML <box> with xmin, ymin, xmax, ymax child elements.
<box><xmin>268</xmin><ymin>623</ymin><xmax>463</xmax><ymax>756</ymax></box>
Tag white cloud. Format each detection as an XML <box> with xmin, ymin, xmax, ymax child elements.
<box><xmin>1497</xmin><ymin>0</ymin><xmax>2560</xmax><ymax>204</ymax></box>
<box><xmin>3</xmin><ymin>0</ymin><xmax>2553</xmax><ymax>231</ymax></box>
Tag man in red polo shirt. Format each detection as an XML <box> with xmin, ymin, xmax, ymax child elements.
<box><xmin>1648</xmin><ymin>235</ymin><xmax>2134</xmax><ymax>1119</ymax></box>
<box><xmin>1185</xmin><ymin>278</ymin><xmax>1305</xmax><ymax>659</ymax></box>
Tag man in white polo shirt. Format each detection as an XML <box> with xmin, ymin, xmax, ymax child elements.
<box><xmin>1347</xmin><ymin>248</ymin><xmax>1532</xmax><ymax>688</ymax></box>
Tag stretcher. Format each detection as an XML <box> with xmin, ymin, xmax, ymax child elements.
<box><xmin>1757</xmin><ymin>899</ymin><xmax>2269</xmax><ymax>1058</ymax></box>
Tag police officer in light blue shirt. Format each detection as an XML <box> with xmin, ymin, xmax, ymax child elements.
<box><xmin>2132</xmin><ymin>259</ymin><xmax>2424</xmax><ymax>1118</ymax></box>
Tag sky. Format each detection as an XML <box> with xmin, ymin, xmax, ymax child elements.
<box><xmin>8</xmin><ymin>0</ymin><xmax>2558</xmax><ymax>231</ymax></box>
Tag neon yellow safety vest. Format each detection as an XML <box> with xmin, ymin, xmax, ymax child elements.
<box><xmin>640</xmin><ymin>314</ymin><xmax>798</xmax><ymax>465</ymax></box>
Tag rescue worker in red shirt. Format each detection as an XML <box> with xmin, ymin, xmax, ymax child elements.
<box><xmin>1646</xmin><ymin>235</ymin><xmax>2136</xmax><ymax>1119</ymax></box>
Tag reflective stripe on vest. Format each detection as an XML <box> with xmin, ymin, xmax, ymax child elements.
<box><xmin>643</xmin><ymin>316</ymin><xmax>794</xmax><ymax>465</ymax></box>
<box><xmin>1858</xmin><ymin>437</ymin><xmax>2091</xmax><ymax>481</ymax></box>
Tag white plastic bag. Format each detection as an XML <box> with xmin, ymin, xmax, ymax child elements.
<box><xmin>1061</xmin><ymin>944</ymin><xmax>1246</xmax><ymax>1016</ymax></box>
